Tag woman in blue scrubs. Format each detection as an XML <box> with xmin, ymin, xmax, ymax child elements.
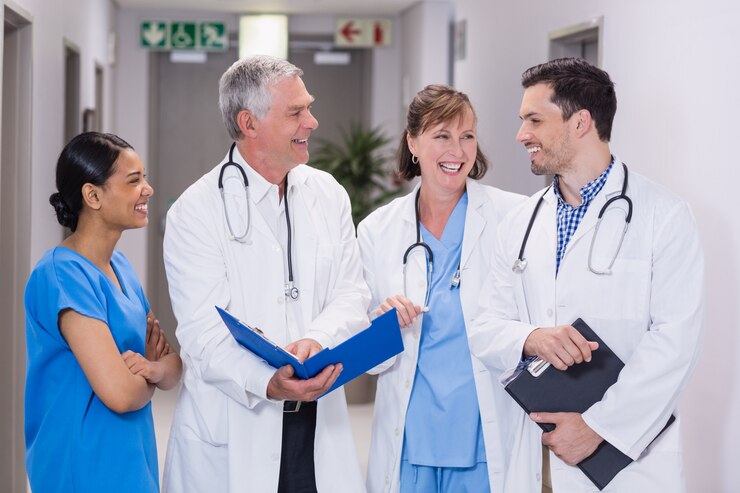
<box><xmin>358</xmin><ymin>85</ymin><xmax>525</xmax><ymax>492</ymax></box>
<box><xmin>24</xmin><ymin>132</ymin><xmax>182</xmax><ymax>493</ymax></box>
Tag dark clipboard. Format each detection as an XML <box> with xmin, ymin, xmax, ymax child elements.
<box><xmin>216</xmin><ymin>306</ymin><xmax>404</xmax><ymax>397</ymax></box>
<box><xmin>504</xmin><ymin>318</ymin><xmax>675</xmax><ymax>490</ymax></box>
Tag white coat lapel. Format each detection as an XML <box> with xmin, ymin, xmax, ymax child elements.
<box><xmin>461</xmin><ymin>180</ymin><xmax>485</xmax><ymax>271</ymax></box>
<box><xmin>522</xmin><ymin>188</ymin><xmax>558</xmax><ymax>282</ymax></box>
<box><xmin>401</xmin><ymin>184</ymin><xmax>429</xmax><ymax>308</ymax></box>
<box><xmin>290</xmin><ymin>171</ymin><xmax>318</xmax><ymax>327</ymax></box>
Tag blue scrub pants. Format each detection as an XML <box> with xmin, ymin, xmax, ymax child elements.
<box><xmin>399</xmin><ymin>459</ymin><xmax>491</xmax><ymax>493</ymax></box>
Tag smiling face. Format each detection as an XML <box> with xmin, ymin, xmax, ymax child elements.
<box><xmin>97</xmin><ymin>148</ymin><xmax>153</xmax><ymax>231</ymax></box>
<box><xmin>407</xmin><ymin>107</ymin><xmax>478</xmax><ymax>199</ymax></box>
<box><xmin>251</xmin><ymin>75</ymin><xmax>318</xmax><ymax>174</ymax></box>
<box><xmin>516</xmin><ymin>83</ymin><xmax>575</xmax><ymax>176</ymax></box>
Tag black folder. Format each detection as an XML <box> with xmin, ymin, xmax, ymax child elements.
<box><xmin>504</xmin><ymin>318</ymin><xmax>675</xmax><ymax>490</ymax></box>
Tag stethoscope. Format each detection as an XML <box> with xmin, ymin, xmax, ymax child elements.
<box><xmin>514</xmin><ymin>162</ymin><xmax>632</xmax><ymax>275</ymax></box>
<box><xmin>402</xmin><ymin>188</ymin><xmax>462</xmax><ymax>312</ymax></box>
<box><xmin>218</xmin><ymin>143</ymin><xmax>300</xmax><ymax>300</ymax></box>
<box><xmin>512</xmin><ymin>163</ymin><xmax>631</xmax><ymax>321</ymax></box>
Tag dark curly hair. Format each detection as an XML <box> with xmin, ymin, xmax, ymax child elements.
<box><xmin>397</xmin><ymin>84</ymin><xmax>488</xmax><ymax>181</ymax></box>
<box><xmin>50</xmin><ymin>132</ymin><xmax>133</xmax><ymax>231</ymax></box>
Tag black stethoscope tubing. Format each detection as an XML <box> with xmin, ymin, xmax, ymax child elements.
<box><xmin>402</xmin><ymin>188</ymin><xmax>462</xmax><ymax>297</ymax></box>
<box><xmin>402</xmin><ymin>189</ymin><xmax>434</xmax><ymax>267</ymax></box>
<box><xmin>218</xmin><ymin>143</ymin><xmax>299</xmax><ymax>300</ymax></box>
<box><xmin>513</xmin><ymin>163</ymin><xmax>632</xmax><ymax>273</ymax></box>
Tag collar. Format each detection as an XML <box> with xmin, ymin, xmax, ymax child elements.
<box><xmin>552</xmin><ymin>156</ymin><xmax>614</xmax><ymax>209</ymax></box>
<box><xmin>402</xmin><ymin>178</ymin><xmax>486</xmax><ymax>224</ymax></box>
<box><xmin>230</xmin><ymin>147</ymin><xmax>303</xmax><ymax>205</ymax></box>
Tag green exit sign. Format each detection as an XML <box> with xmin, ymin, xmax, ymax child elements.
<box><xmin>140</xmin><ymin>21</ymin><xmax>227</xmax><ymax>51</ymax></box>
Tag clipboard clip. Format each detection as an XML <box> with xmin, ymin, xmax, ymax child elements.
<box><xmin>527</xmin><ymin>357</ymin><xmax>551</xmax><ymax>377</ymax></box>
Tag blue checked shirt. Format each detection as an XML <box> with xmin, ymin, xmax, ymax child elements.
<box><xmin>553</xmin><ymin>159</ymin><xmax>614</xmax><ymax>274</ymax></box>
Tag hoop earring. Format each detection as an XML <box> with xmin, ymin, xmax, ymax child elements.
<box><xmin>412</xmin><ymin>155</ymin><xmax>418</xmax><ymax>164</ymax></box>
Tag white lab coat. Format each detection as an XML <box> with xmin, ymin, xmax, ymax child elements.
<box><xmin>161</xmin><ymin>149</ymin><xmax>371</xmax><ymax>493</ymax></box>
<box><xmin>469</xmin><ymin>158</ymin><xmax>704</xmax><ymax>492</ymax></box>
<box><xmin>357</xmin><ymin>180</ymin><xmax>526</xmax><ymax>493</ymax></box>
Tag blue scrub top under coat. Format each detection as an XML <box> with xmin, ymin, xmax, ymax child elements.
<box><xmin>403</xmin><ymin>192</ymin><xmax>487</xmax><ymax>467</ymax></box>
<box><xmin>24</xmin><ymin>247</ymin><xmax>158</xmax><ymax>493</ymax></box>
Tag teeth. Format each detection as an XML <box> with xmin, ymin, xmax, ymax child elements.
<box><xmin>135</xmin><ymin>204</ymin><xmax>148</xmax><ymax>212</ymax></box>
<box><xmin>439</xmin><ymin>162</ymin><xmax>462</xmax><ymax>172</ymax></box>
<box><xmin>527</xmin><ymin>146</ymin><xmax>541</xmax><ymax>154</ymax></box>
<box><xmin>292</xmin><ymin>139</ymin><xmax>307</xmax><ymax>144</ymax></box>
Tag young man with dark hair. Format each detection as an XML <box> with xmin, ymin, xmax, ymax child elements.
<box><xmin>470</xmin><ymin>57</ymin><xmax>703</xmax><ymax>492</ymax></box>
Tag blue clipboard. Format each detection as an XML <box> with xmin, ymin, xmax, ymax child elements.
<box><xmin>216</xmin><ymin>306</ymin><xmax>404</xmax><ymax>396</ymax></box>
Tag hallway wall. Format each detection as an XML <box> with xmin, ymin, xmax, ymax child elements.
<box><xmin>455</xmin><ymin>1</ymin><xmax>739</xmax><ymax>491</ymax></box>
<box><xmin>10</xmin><ymin>0</ymin><xmax>116</xmax><ymax>269</ymax></box>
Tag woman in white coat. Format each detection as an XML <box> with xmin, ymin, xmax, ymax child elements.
<box><xmin>358</xmin><ymin>84</ymin><xmax>525</xmax><ymax>493</ymax></box>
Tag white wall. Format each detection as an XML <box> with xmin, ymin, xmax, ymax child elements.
<box><xmin>400</xmin><ymin>1</ymin><xmax>454</xmax><ymax>104</ymax></box>
<box><xmin>455</xmin><ymin>0</ymin><xmax>739</xmax><ymax>491</ymax></box>
<box><xmin>7</xmin><ymin>0</ymin><xmax>116</xmax><ymax>269</ymax></box>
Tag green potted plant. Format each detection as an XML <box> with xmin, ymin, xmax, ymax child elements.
<box><xmin>311</xmin><ymin>123</ymin><xmax>403</xmax><ymax>226</ymax></box>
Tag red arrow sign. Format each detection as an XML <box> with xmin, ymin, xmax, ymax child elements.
<box><xmin>341</xmin><ymin>21</ymin><xmax>362</xmax><ymax>42</ymax></box>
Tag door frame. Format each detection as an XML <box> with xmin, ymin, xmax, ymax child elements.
<box><xmin>1</xmin><ymin>3</ymin><xmax>33</xmax><ymax>491</ymax></box>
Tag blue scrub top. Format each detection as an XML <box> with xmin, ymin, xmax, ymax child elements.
<box><xmin>24</xmin><ymin>247</ymin><xmax>158</xmax><ymax>493</ymax></box>
<box><xmin>403</xmin><ymin>193</ymin><xmax>487</xmax><ymax>467</ymax></box>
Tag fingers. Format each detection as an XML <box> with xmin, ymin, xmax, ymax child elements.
<box><xmin>122</xmin><ymin>351</ymin><xmax>147</xmax><ymax>373</ymax></box>
<box><xmin>531</xmin><ymin>412</ymin><xmax>560</xmax><ymax>425</ymax></box>
<box><xmin>156</xmin><ymin>332</ymin><xmax>166</xmax><ymax>354</ymax></box>
<box><xmin>294</xmin><ymin>344</ymin><xmax>310</xmax><ymax>363</ymax></box>
<box><xmin>384</xmin><ymin>295</ymin><xmax>422</xmax><ymax>328</ymax></box>
<box><xmin>280</xmin><ymin>364</ymin><xmax>295</xmax><ymax>378</ymax></box>
<box><xmin>285</xmin><ymin>340</ymin><xmax>321</xmax><ymax>363</ymax></box>
<box><xmin>299</xmin><ymin>364</ymin><xmax>342</xmax><ymax>401</ymax></box>
<box><xmin>525</xmin><ymin>326</ymin><xmax>599</xmax><ymax>370</ymax></box>
<box><xmin>268</xmin><ymin>363</ymin><xmax>342</xmax><ymax>402</ymax></box>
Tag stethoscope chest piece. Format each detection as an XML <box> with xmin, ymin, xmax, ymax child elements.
<box><xmin>512</xmin><ymin>258</ymin><xmax>528</xmax><ymax>273</ymax></box>
<box><xmin>285</xmin><ymin>284</ymin><xmax>300</xmax><ymax>301</ymax></box>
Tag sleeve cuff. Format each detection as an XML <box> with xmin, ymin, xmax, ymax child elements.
<box><xmin>582</xmin><ymin>411</ymin><xmax>641</xmax><ymax>461</ymax></box>
<box><xmin>303</xmin><ymin>330</ymin><xmax>334</xmax><ymax>350</ymax></box>
<box><xmin>244</xmin><ymin>359</ymin><xmax>278</xmax><ymax>403</ymax></box>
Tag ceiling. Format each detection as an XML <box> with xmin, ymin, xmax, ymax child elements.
<box><xmin>114</xmin><ymin>0</ymin><xmax>422</xmax><ymax>16</ymax></box>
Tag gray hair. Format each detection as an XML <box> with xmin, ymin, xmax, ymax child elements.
<box><xmin>219</xmin><ymin>55</ymin><xmax>303</xmax><ymax>140</ymax></box>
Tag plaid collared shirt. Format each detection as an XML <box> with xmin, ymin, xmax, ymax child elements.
<box><xmin>553</xmin><ymin>159</ymin><xmax>614</xmax><ymax>274</ymax></box>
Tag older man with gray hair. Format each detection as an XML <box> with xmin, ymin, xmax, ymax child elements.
<box><xmin>162</xmin><ymin>55</ymin><xmax>370</xmax><ymax>493</ymax></box>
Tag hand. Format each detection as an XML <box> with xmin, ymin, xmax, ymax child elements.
<box><xmin>145</xmin><ymin>316</ymin><xmax>170</xmax><ymax>361</ymax></box>
<box><xmin>533</xmin><ymin>412</ymin><xmax>604</xmax><ymax>466</ymax></box>
<box><xmin>122</xmin><ymin>350</ymin><xmax>165</xmax><ymax>385</ymax></box>
<box><xmin>266</xmin><ymin>363</ymin><xmax>343</xmax><ymax>402</ymax></box>
<box><xmin>285</xmin><ymin>338</ymin><xmax>323</xmax><ymax>363</ymax></box>
<box><xmin>523</xmin><ymin>325</ymin><xmax>599</xmax><ymax>370</ymax></box>
<box><xmin>376</xmin><ymin>294</ymin><xmax>422</xmax><ymax>328</ymax></box>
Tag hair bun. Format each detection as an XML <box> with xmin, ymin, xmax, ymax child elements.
<box><xmin>49</xmin><ymin>192</ymin><xmax>78</xmax><ymax>230</ymax></box>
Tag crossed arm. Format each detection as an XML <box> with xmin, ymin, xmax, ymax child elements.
<box><xmin>60</xmin><ymin>309</ymin><xmax>182</xmax><ymax>414</ymax></box>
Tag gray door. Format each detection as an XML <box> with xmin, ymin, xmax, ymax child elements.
<box><xmin>1</xmin><ymin>7</ymin><xmax>32</xmax><ymax>492</ymax></box>
<box><xmin>289</xmin><ymin>43</ymin><xmax>370</xmax><ymax>146</ymax></box>
<box><xmin>148</xmin><ymin>49</ymin><xmax>236</xmax><ymax>344</ymax></box>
